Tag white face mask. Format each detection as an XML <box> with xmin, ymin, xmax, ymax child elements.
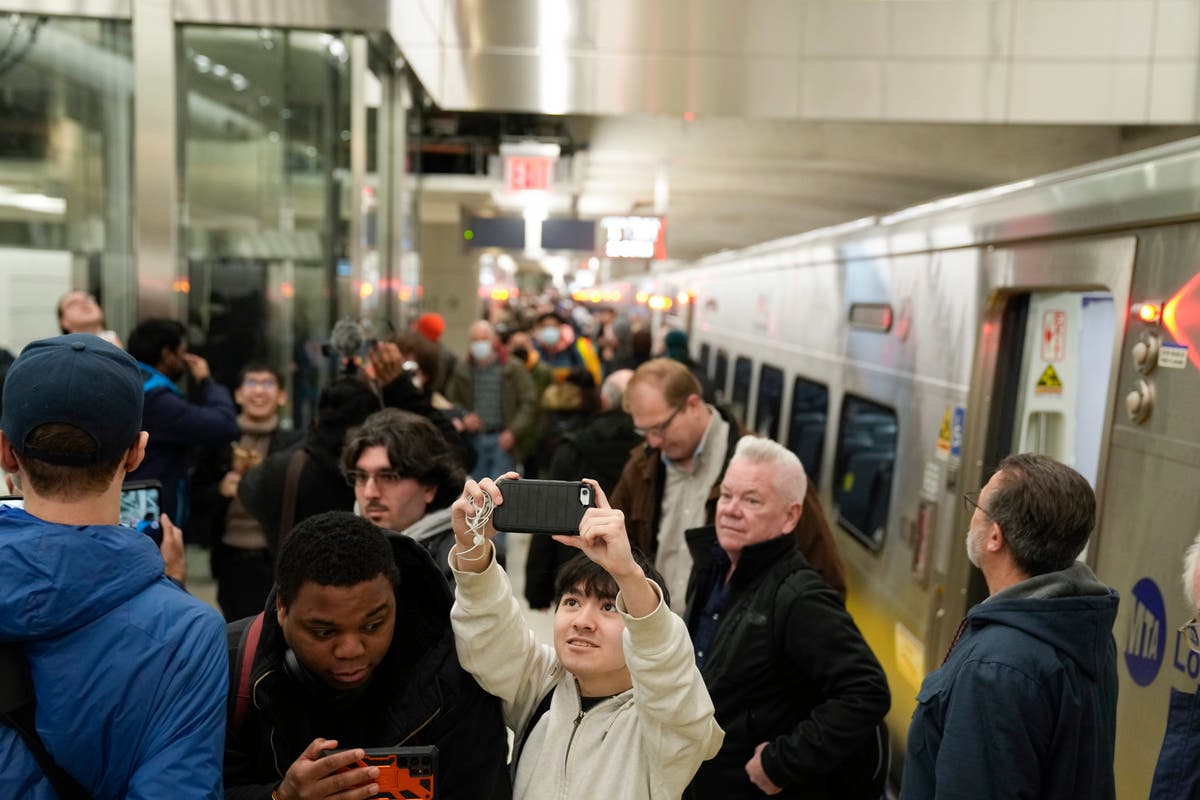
<box><xmin>538</xmin><ymin>326</ymin><xmax>561</xmax><ymax>347</ymax></box>
<box><xmin>469</xmin><ymin>340</ymin><xmax>493</xmax><ymax>362</ymax></box>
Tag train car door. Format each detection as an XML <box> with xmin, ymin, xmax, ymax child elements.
<box><xmin>940</xmin><ymin>237</ymin><xmax>1134</xmax><ymax>652</ymax></box>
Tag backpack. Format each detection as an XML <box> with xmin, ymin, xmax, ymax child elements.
<box><xmin>231</xmin><ymin>612</ymin><xmax>266</xmax><ymax>731</ymax></box>
<box><xmin>0</xmin><ymin>642</ymin><xmax>93</xmax><ymax>799</ymax></box>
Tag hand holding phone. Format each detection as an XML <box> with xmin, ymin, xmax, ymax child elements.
<box><xmin>322</xmin><ymin>746</ymin><xmax>436</xmax><ymax>800</ymax></box>
<box><xmin>281</xmin><ymin>739</ymin><xmax>380</xmax><ymax>800</ymax></box>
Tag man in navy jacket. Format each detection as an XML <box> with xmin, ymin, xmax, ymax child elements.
<box><xmin>901</xmin><ymin>453</ymin><xmax>1119</xmax><ymax>799</ymax></box>
<box><xmin>126</xmin><ymin>318</ymin><xmax>239</xmax><ymax>528</ymax></box>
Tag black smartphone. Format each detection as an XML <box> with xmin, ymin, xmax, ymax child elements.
<box><xmin>491</xmin><ymin>478</ymin><xmax>596</xmax><ymax>535</ymax></box>
<box><xmin>322</xmin><ymin>745</ymin><xmax>436</xmax><ymax>800</ymax></box>
<box><xmin>120</xmin><ymin>480</ymin><xmax>163</xmax><ymax>547</ymax></box>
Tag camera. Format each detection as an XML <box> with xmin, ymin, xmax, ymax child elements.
<box><xmin>322</xmin><ymin>318</ymin><xmax>379</xmax><ymax>375</ymax></box>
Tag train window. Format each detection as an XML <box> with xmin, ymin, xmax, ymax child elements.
<box><xmin>731</xmin><ymin>356</ymin><xmax>753</xmax><ymax>424</ymax></box>
<box><xmin>833</xmin><ymin>394</ymin><xmax>897</xmax><ymax>552</ymax></box>
<box><xmin>713</xmin><ymin>350</ymin><xmax>729</xmax><ymax>404</ymax></box>
<box><xmin>787</xmin><ymin>377</ymin><xmax>829</xmax><ymax>488</ymax></box>
<box><xmin>848</xmin><ymin>303</ymin><xmax>894</xmax><ymax>332</ymax></box>
<box><xmin>698</xmin><ymin>343</ymin><xmax>711</xmax><ymax>376</ymax></box>
<box><xmin>755</xmin><ymin>364</ymin><xmax>784</xmax><ymax>441</ymax></box>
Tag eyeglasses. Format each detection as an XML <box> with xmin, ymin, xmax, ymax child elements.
<box><xmin>962</xmin><ymin>491</ymin><xmax>989</xmax><ymax>518</ymax></box>
<box><xmin>345</xmin><ymin>469</ymin><xmax>405</xmax><ymax>488</ymax></box>
<box><xmin>1181</xmin><ymin>618</ymin><xmax>1200</xmax><ymax>655</ymax></box>
<box><xmin>241</xmin><ymin>378</ymin><xmax>278</xmax><ymax>390</ymax></box>
<box><xmin>633</xmin><ymin>403</ymin><xmax>685</xmax><ymax>438</ymax></box>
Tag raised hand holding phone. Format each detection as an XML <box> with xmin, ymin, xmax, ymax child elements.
<box><xmin>553</xmin><ymin>480</ymin><xmax>658</xmax><ymax>618</ymax></box>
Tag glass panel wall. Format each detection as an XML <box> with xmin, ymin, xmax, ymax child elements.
<box><xmin>178</xmin><ymin>26</ymin><xmax>355</xmax><ymax>428</ymax></box>
<box><xmin>0</xmin><ymin>14</ymin><xmax>134</xmax><ymax>352</ymax></box>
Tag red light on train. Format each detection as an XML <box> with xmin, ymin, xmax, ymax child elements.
<box><xmin>1162</xmin><ymin>272</ymin><xmax>1200</xmax><ymax>370</ymax></box>
<box><xmin>1134</xmin><ymin>303</ymin><xmax>1161</xmax><ymax>323</ymax></box>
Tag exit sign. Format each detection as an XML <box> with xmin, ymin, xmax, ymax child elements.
<box><xmin>504</xmin><ymin>155</ymin><xmax>554</xmax><ymax>193</ymax></box>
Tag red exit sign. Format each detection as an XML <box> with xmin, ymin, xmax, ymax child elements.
<box><xmin>504</xmin><ymin>155</ymin><xmax>554</xmax><ymax>193</ymax></box>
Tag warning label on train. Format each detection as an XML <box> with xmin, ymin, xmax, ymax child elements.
<box><xmin>1035</xmin><ymin>365</ymin><xmax>1063</xmax><ymax>394</ymax></box>
<box><xmin>1041</xmin><ymin>310</ymin><xmax>1067</xmax><ymax>362</ymax></box>
<box><xmin>1159</xmin><ymin>342</ymin><xmax>1189</xmax><ymax>370</ymax></box>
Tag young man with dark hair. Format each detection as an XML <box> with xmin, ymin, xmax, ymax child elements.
<box><xmin>341</xmin><ymin>408</ymin><xmax>464</xmax><ymax>584</ymax></box>
<box><xmin>0</xmin><ymin>334</ymin><xmax>227</xmax><ymax>798</ymax></box>
<box><xmin>223</xmin><ymin>510</ymin><xmax>510</xmax><ymax>800</ymax></box>
<box><xmin>193</xmin><ymin>363</ymin><xmax>303</xmax><ymax>620</ymax></box>
<box><xmin>902</xmin><ymin>453</ymin><xmax>1119</xmax><ymax>799</ymax></box>
<box><xmin>449</xmin><ymin>475</ymin><xmax>724</xmax><ymax>799</ymax></box>
<box><xmin>126</xmin><ymin>317</ymin><xmax>240</xmax><ymax>526</ymax></box>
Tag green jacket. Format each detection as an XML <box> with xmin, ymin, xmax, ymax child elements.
<box><xmin>446</xmin><ymin>357</ymin><xmax>538</xmax><ymax>460</ymax></box>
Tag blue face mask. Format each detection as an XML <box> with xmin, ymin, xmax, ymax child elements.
<box><xmin>538</xmin><ymin>326</ymin><xmax>561</xmax><ymax>347</ymax></box>
<box><xmin>469</xmin><ymin>341</ymin><xmax>493</xmax><ymax>362</ymax></box>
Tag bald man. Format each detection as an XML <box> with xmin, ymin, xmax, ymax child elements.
<box><xmin>445</xmin><ymin>320</ymin><xmax>537</xmax><ymax>481</ymax></box>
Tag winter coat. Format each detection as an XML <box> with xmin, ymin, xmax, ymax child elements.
<box><xmin>683</xmin><ymin>528</ymin><xmax>890</xmax><ymax>800</ymax></box>
<box><xmin>237</xmin><ymin>433</ymin><xmax>354</xmax><ymax>552</ymax></box>
<box><xmin>901</xmin><ymin>561</ymin><xmax>1119</xmax><ymax>800</ymax></box>
<box><xmin>445</xmin><ymin>358</ymin><xmax>538</xmax><ymax>460</ymax></box>
<box><xmin>0</xmin><ymin>506</ymin><xmax>228</xmax><ymax>799</ymax></box>
<box><xmin>223</xmin><ymin>534</ymin><xmax>511</xmax><ymax>800</ymax></box>
<box><xmin>451</xmin><ymin>555</ymin><xmax>724</xmax><ymax>800</ymax></box>
<box><xmin>128</xmin><ymin>364</ymin><xmax>239</xmax><ymax>526</ymax></box>
<box><xmin>609</xmin><ymin>405</ymin><xmax>848</xmax><ymax>597</ymax></box>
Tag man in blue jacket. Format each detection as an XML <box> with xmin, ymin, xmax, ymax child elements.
<box><xmin>901</xmin><ymin>453</ymin><xmax>1119</xmax><ymax>799</ymax></box>
<box><xmin>0</xmin><ymin>334</ymin><xmax>227</xmax><ymax>798</ymax></box>
<box><xmin>126</xmin><ymin>318</ymin><xmax>239</xmax><ymax>528</ymax></box>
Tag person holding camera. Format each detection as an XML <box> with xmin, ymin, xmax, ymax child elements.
<box><xmin>0</xmin><ymin>334</ymin><xmax>226</xmax><ymax>798</ymax></box>
<box><xmin>223</xmin><ymin>511</ymin><xmax>510</xmax><ymax>800</ymax></box>
<box><xmin>448</xmin><ymin>475</ymin><xmax>724</xmax><ymax>800</ymax></box>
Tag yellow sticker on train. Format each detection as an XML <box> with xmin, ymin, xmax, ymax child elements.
<box><xmin>1035</xmin><ymin>364</ymin><xmax>1063</xmax><ymax>394</ymax></box>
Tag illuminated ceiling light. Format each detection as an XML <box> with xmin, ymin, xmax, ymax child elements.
<box><xmin>212</xmin><ymin>63</ymin><xmax>229</xmax><ymax>78</ymax></box>
<box><xmin>359</xmin><ymin>282</ymin><xmax>374</xmax><ymax>299</ymax></box>
<box><xmin>636</xmin><ymin>291</ymin><xmax>649</xmax><ymax>304</ymax></box>
<box><xmin>490</xmin><ymin>288</ymin><xmax>511</xmax><ymax>301</ymax></box>
<box><xmin>230</xmin><ymin>73</ymin><xmax>248</xmax><ymax>92</ymax></box>
<box><xmin>193</xmin><ymin>54</ymin><xmax>211</xmax><ymax>73</ymax></box>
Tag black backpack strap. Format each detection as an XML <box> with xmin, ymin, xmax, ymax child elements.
<box><xmin>511</xmin><ymin>688</ymin><xmax>555</xmax><ymax>778</ymax></box>
<box><xmin>0</xmin><ymin>643</ymin><xmax>93</xmax><ymax>799</ymax></box>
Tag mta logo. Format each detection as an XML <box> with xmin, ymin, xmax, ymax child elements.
<box><xmin>1124</xmin><ymin>577</ymin><xmax>1166</xmax><ymax>687</ymax></box>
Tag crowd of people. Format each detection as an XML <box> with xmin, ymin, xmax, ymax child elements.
<box><xmin>0</xmin><ymin>288</ymin><xmax>1163</xmax><ymax>799</ymax></box>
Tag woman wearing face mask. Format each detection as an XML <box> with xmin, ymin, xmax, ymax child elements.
<box><xmin>533</xmin><ymin>311</ymin><xmax>602</xmax><ymax>387</ymax></box>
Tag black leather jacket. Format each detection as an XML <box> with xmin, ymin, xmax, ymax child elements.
<box><xmin>683</xmin><ymin>528</ymin><xmax>890</xmax><ymax>800</ymax></box>
<box><xmin>223</xmin><ymin>535</ymin><xmax>511</xmax><ymax>800</ymax></box>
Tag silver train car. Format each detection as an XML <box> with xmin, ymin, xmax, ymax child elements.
<box><xmin>621</xmin><ymin>136</ymin><xmax>1200</xmax><ymax>796</ymax></box>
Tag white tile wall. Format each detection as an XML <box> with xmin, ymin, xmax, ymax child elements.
<box><xmin>399</xmin><ymin>0</ymin><xmax>1200</xmax><ymax>124</ymax></box>
<box><xmin>889</xmin><ymin>1</ymin><xmax>1013</xmax><ymax>59</ymax></box>
<box><xmin>801</xmin><ymin>59</ymin><xmax>885</xmax><ymax>119</ymax></box>
<box><xmin>882</xmin><ymin>60</ymin><xmax>1009</xmax><ymax>122</ymax></box>
<box><xmin>1148</xmin><ymin>61</ymin><xmax>1200</xmax><ymax>121</ymax></box>
<box><xmin>1011</xmin><ymin>1</ymin><xmax>1128</xmax><ymax>60</ymax></box>
<box><xmin>803</xmin><ymin>2</ymin><xmax>890</xmax><ymax>57</ymax></box>
<box><xmin>1155</xmin><ymin>0</ymin><xmax>1200</xmax><ymax>59</ymax></box>
<box><xmin>1009</xmin><ymin>61</ymin><xmax>1150</xmax><ymax>121</ymax></box>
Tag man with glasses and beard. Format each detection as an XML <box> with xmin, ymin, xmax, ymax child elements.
<box><xmin>610</xmin><ymin>358</ymin><xmax>845</xmax><ymax>613</ymax></box>
<box><xmin>902</xmin><ymin>454</ymin><xmax>1119</xmax><ymax>800</ymax></box>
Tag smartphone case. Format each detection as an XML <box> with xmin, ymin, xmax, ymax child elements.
<box><xmin>327</xmin><ymin>746</ymin><xmax>437</xmax><ymax>800</ymax></box>
<box><xmin>491</xmin><ymin>478</ymin><xmax>596</xmax><ymax>534</ymax></box>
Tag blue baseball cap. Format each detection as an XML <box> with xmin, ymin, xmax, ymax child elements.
<box><xmin>1</xmin><ymin>334</ymin><xmax>143</xmax><ymax>466</ymax></box>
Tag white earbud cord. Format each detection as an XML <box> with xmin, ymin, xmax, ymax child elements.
<box><xmin>458</xmin><ymin>493</ymin><xmax>495</xmax><ymax>562</ymax></box>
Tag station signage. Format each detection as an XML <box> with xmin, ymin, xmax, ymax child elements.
<box><xmin>601</xmin><ymin>216</ymin><xmax>666</xmax><ymax>260</ymax></box>
<box><xmin>501</xmin><ymin>142</ymin><xmax>559</xmax><ymax>195</ymax></box>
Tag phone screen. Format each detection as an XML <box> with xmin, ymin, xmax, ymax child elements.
<box><xmin>120</xmin><ymin>482</ymin><xmax>162</xmax><ymax>545</ymax></box>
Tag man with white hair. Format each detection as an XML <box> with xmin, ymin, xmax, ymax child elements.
<box><xmin>445</xmin><ymin>319</ymin><xmax>536</xmax><ymax>481</ymax></box>
<box><xmin>682</xmin><ymin>437</ymin><xmax>890</xmax><ymax>800</ymax></box>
